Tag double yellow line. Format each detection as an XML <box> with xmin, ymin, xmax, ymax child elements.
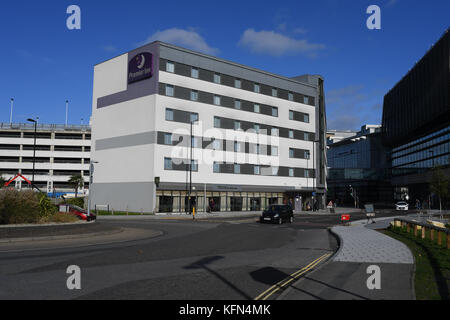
<box><xmin>254</xmin><ymin>252</ymin><xmax>332</xmax><ymax>300</ymax></box>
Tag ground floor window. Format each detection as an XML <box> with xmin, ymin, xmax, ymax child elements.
<box><xmin>155</xmin><ymin>190</ymin><xmax>284</xmax><ymax>213</ymax></box>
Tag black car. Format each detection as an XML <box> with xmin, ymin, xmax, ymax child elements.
<box><xmin>260</xmin><ymin>205</ymin><xmax>294</xmax><ymax>224</ymax></box>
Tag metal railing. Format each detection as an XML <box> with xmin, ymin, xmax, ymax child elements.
<box><xmin>0</xmin><ymin>123</ymin><xmax>91</xmax><ymax>132</ymax></box>
<box><xmin>392</xmin><ymin>217</ymin><xmax>450</xmax><ymax>249</ymax></box>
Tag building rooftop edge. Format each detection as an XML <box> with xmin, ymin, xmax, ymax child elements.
<box><xmin>95</xmin><ymin>40</ymin><xmax>319</xmax><ymax>90</ymax></box>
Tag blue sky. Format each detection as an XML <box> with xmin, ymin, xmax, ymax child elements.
<box><xmin>0</xmin><ymin>0</ymin><xmax>448</xmax><ymax>130</ymax></box>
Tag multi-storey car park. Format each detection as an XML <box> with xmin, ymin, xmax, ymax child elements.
<box><xmin>91</xmin><ymin>41</ymin><xmax>327</xmax><ymax>214</ymax></box>
<box><xmin>0</xmin><ymin>123</ymin><xmax>91</xmax><ymax>195</ymax></box>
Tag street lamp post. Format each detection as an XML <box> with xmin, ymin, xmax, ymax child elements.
<box><xmin>88</xmin><ymin>160</ymin><xmax>99</xmax><ymax>217</ymax></box>
<box><xmin>27</xmin><ymin>118</ymin><xmax>38</xmax><ymax>189</ymax></box>
<box><xmin>10</xmin><ymin>98</ymin><xmax>14</xmax><ymax>125</ymax></box>
<box><xmin>312</xmin><ymin>139</ymin><xmax>321</xmax><ymax>211</ymax></box>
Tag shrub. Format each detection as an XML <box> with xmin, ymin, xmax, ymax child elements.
<box><xmin>39</xmin><ymin>212</ymin><xmax>79</xmax><ymax>224</ymax></box>
<box><xmin>0</xmin><ymin>188</ymin><xmax>40</xmax><ymax>224</ymax></box>
<box><xmin>0</xmin><ymin>189</ymin><xmax>58</xmax><ymax>225</ymax></box>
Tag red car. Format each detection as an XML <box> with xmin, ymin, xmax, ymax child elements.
<box><xmin>68</xmin><ymin>205</ymin><xmax>96</xmax><ymax>221</ymax></box>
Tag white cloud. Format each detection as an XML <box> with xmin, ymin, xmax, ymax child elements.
<box><xmin>142</xmin><ymin>28</ymin><xmax>219</xmax><ymax>55</ymax></box>
<box><xmin>238</xmin><ymin>29</ymin><xmax>325</xmax><ymax>57</ymax></box>
<box><xmin>386</xmin><ymin>0</ymin><xmax>399</xmax><ymax>7</ymax></box>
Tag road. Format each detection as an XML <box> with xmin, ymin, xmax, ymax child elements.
<box><xmin>0</xmin><ymin>211</ymin><xmax>402</xmax><ymax>300</ymax></box>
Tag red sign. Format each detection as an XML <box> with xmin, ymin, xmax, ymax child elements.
<box><xmin>341</xmin><ymin>214</ymin><xmax>350</xmax><ymax>222</ymax></box>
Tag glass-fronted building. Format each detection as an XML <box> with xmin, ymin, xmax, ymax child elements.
<box><xmin>382</xmin><ymin>28</ymin><xmax>449</xmax><ymax>207</ymax></box>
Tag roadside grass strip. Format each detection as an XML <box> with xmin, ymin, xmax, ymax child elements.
<box><xmin>254</xmin><ymin>253</ymin><xmax>332</xmax><ymax>300</ymax></box>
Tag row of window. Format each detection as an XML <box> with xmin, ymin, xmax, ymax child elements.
<box><xmin>0</xmin><ymin>157</ymin><xmax>90</xmax><ymax>164</ymax></box>
<box><xmin>392</xmin><ymin>130</ymin><xmax>450</xmax><ymax>159</ymax></box>
<box><xmin>162</xmin><ymin>83</ymin><xmax>280</xmax><ymax>118</ymax></box>
<box><xmin>164</xmin><ymin>108</ymin><xmax>314</xmax><ymax>141</ymax></box>
<box><xmin>159</xmin><ymin>131</ymin><xmax>309</xmax><ymax>159</ymax></box>
<box><xmin>163</xmin><ymin>59</ymin><xmax>315</xmax><ymax>106</ymax></box>
<box><xmin>163</xmin><ymin>157</ymin><xmax>314</xmax><ymax>178</ymax></box>
<box><xmin>0</xmin><ymin>144</ymin><xmax>90</xmax><ymax>151</ymax></box>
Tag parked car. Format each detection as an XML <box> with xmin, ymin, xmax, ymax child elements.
<box><xmin>395</xmin><ymin>202</ymin><xmax>409</xmax><ymax>211</ymax></box>
<box><xmin>68</xmin><ymin>205</ymin><xmax>96</xmax><ymax>221</ymax></box>
<box><xmin>260</xmin><ymin>205</ymin><xmax>294</xmax><ymax>224</ymax></box>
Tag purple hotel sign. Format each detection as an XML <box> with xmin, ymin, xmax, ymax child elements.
<box><xmin>128</xmin><ymin>52</ymin><xmax>153</xmax><ymax>84</ymax></box>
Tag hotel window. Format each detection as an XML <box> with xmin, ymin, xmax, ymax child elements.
<box><xmin>234</xmin><ymin>141</ymin><xmax>241</xmax><ymax>152</ymax></box>
<box><xmin>163</xmin><ymin>133</ymin><xmax>172</xmax><ymax>145</ymax></box>
<box><xmin>234</xmin><ymin>100</ymin><xmax>241</xmax><ymax>110</ymax></box>
<box><xmin>254</xmin><ymin>165</ymin><xmax>261</xmax><ymax>175</ymax></box>
<box><xmin>214</xmin><ymin>95</ymin><xmax>221</xmax><ymax>106</ymax></box>
<box><xmin>166</xmin><ymin>61</ymin><xmax>175</xmax><ymax>73</ymax></box>
<box><xmin>234</xmin><ymin>121</ymin><xmax>241</xmax><ymax>130</ymax></box>
<box><xmin>304</xmin><ymin>114</ymin><xmax>310</xmax><ymax>123</ymax></box>
<box><xmin>254</xmin><ymin>124</ymin><xmax>260</xmax><ymax>133</ymax></box>
<box><xmin>305</xmin><ymin>151</ymin><xmax>310</xmax><ymax>160</ymax></box>
<box><xmin>214</xmin><ymin>73</ymin><xmax>221</xmax><ymax>84</ymax></box>
<box><xmin>271</xmin><ymin>146</ymin><xmax>278</xmax><ymax>157</ymax></box>
<box><xmin>191</xmin><ymin>160</ymin><xmax>198</xmax><ymax>172</ymax></box>
<box><xmin>254</xmin><ymin>104</ymin><xmax>260</xmax><ymax>113</ymax></box>
<box><xmin>289</xmin><ymin>168</ymin><xmax>294</xmax><ymax>177</ymax></box>
<box><xmin>303</xmin><ymin>96</ymin><xmax>309</xmax><ymax>105</ymax></box>
<box><xmin>288</xmin><ymin>92</ymin><xmax>294</xmax><ymax>101</ymax></box>
<box><xmin>272</xmin><ymin>107</ymin><xmax>278</xmax><ymax>117</ymax></box>
<box><xmin>165</xmin><ymin>109</ymin><xmax>174</xmax><ymax>121</ymax></box>
<box><xmin>272</xmin><ymin>88</ymin><xmax>278</xmax><ymax>97</ymax></box>
<box><xmin>190</xmin><ymin>90</ymin><xmax>198</xmax><ymax>101</ymax></box>
<box><xmin>164</xmin><ymin>158</ymin><xmax>173</xmax><ymax>170</ymax></box>
<box><xmin>234</xmin><ymin>164</ymin><xmax>241</xmax><ymax>174</ymax></box>
<box><xmin>304</xmin><ymin>132</ymin><xmax>310</xmax><ymax>141</ymax></box>
<box><xmin>272</xmin><ymin>167</ymin><xmax>278</xmax><ymax>176</ymax></box>
<box><xmin>289</xmin><ymin>110</ymin><xmax>294</xmax><ymax>120</ymax></box>
<box><xmin>305</xmin><ymin>169</ymin><xmax>310</xmax><ymax>178</ymax></box>
<box><xmin>254</xmin><ymin>83</ymin><xmax>260</xmax><ymax>93</ymax></box>
<box><xmin>212</xmin><ymin>139</ymin><xmax>221</xmax><ymax>150</ymax></box>
<box><xmin>191</xmin><ymin>67</ymin><xmax>199</xmax><ymax>78</ymax></box>
<box><xmin>289</xmin><ymin>148</ymin><xmax>294</xmax><ymax>158</ymax></box>
<box><xmin>165</xmin><ymin>85</ymin><xmax>174</xmax><ymax>97</ymax></box>
<box><xmin>213</xmin><ymin>162</ymin><xmax>220</xmax><ymax>173</ymax></box>
<box><xmin>289</xmin><ymin>130</ymin><xmax>294</xmax><ymax>139</ymax></box>
<box><xmin>255</xmin><ymin>144</ymin><xmax>261</xmax><ymax>154</ymax></box>
<box><xmin>271</xmin><ymin>128</ymin><xmax>279</xmax><ymax>136</ymax></box>
<box><xmin>190</xmin><ymin>113</ymin><xmax>199</xmax><ymax>123</ymax></box>
<box><xmin>235</xmin><ymin>79</ymin><xmax>241</xmax><ymax>89</ymax></box>
<box><xmin>214</xmin><ymin>117</ymin><xmax>221</xmax><ymax>128</ymax></box>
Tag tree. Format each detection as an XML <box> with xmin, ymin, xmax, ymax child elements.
<box><xmin>430</xmin><ymin>166</ymin><xmax>449</xmax><ymax>212</ymax></box>
<box><xmin>68</xmin><ymin>175</ymin><xmax>84</xmax><ymax>198</ymax></box>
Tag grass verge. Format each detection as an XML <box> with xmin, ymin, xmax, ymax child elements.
<box><xmin>382</xmin><ymin>226</ymin><xmax>449</xmax><ymax>300</ymax></box>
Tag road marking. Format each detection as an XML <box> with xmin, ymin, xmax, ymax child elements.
<box><xmin>254</xmin><ymin>252</ymin><xmax>332</xmax><ymax>301</ymax></box>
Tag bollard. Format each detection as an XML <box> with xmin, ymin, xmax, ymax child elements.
<box><xmin>414</xmin><ymin>225</ymin><xmax>418</xmax><ymax>237</ymax></box>
<box><xmin>447</xmin><ymin>234</ymin><xmax>450</xmax><ymax>249</ymax></box>
<box><xmin>438</xmin><ymin>231</ymin><xmax>442</xmax><ymax>246</ymax></box>
<box><xmin>407</xmin><ymin>223</ymin><xmax>411</xmax><ymax>234</ymax></box>
<box><xmin>422</xmin><ymin>226</ymin><xmax>426</xmax><ymax>240</ymax></box>
<box><xmin>430</xmin><ymin>229</ymin><xmax>434</xmax><ymax>241</ymax></box>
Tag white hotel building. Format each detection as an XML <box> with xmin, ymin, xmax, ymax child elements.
<box><xmin>91</xmin><ymin>41</ymin><xmax>327</xmax><ymax>213</ymax></box>
<box><xmin>0</xmin><ymin>123</ymin><xmax>91</xmax><ymax>194</ymax></box>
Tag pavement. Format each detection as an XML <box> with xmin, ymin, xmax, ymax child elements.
<box><xmin>279</xmin><ymin>215</ymin><xmax>416</xmax><ymax>300</ymax></box>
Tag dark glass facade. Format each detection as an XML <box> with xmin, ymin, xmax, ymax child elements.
<box><xmin>381</xmin><ymin>29</ymin><xmax>450</xmax><ymax>207</ymax></box>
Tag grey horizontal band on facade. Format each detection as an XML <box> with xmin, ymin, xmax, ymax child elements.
<box><xmin>160</xmin><ymin>83</ymin><xmax>281</xmax><ymax>118</ymax></box>
<box><xmin>159</xmin><ymin>57</ymin><xmax>317</xmax><ymax>104</ymax></box>
<box><xmin>157</xmin><ymin>181</ymin><xmax>316</xmax><ymax>193</ymax></box>
<box><xmin>95</xmin><ymin>129</ymin><xmax>312</xmax><ymax>157</ymax></box>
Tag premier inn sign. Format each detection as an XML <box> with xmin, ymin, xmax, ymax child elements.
<box><xmin>128</xmin><ymin>52</ymin><xmax>153</xmax><ymax>84</ymax></box>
